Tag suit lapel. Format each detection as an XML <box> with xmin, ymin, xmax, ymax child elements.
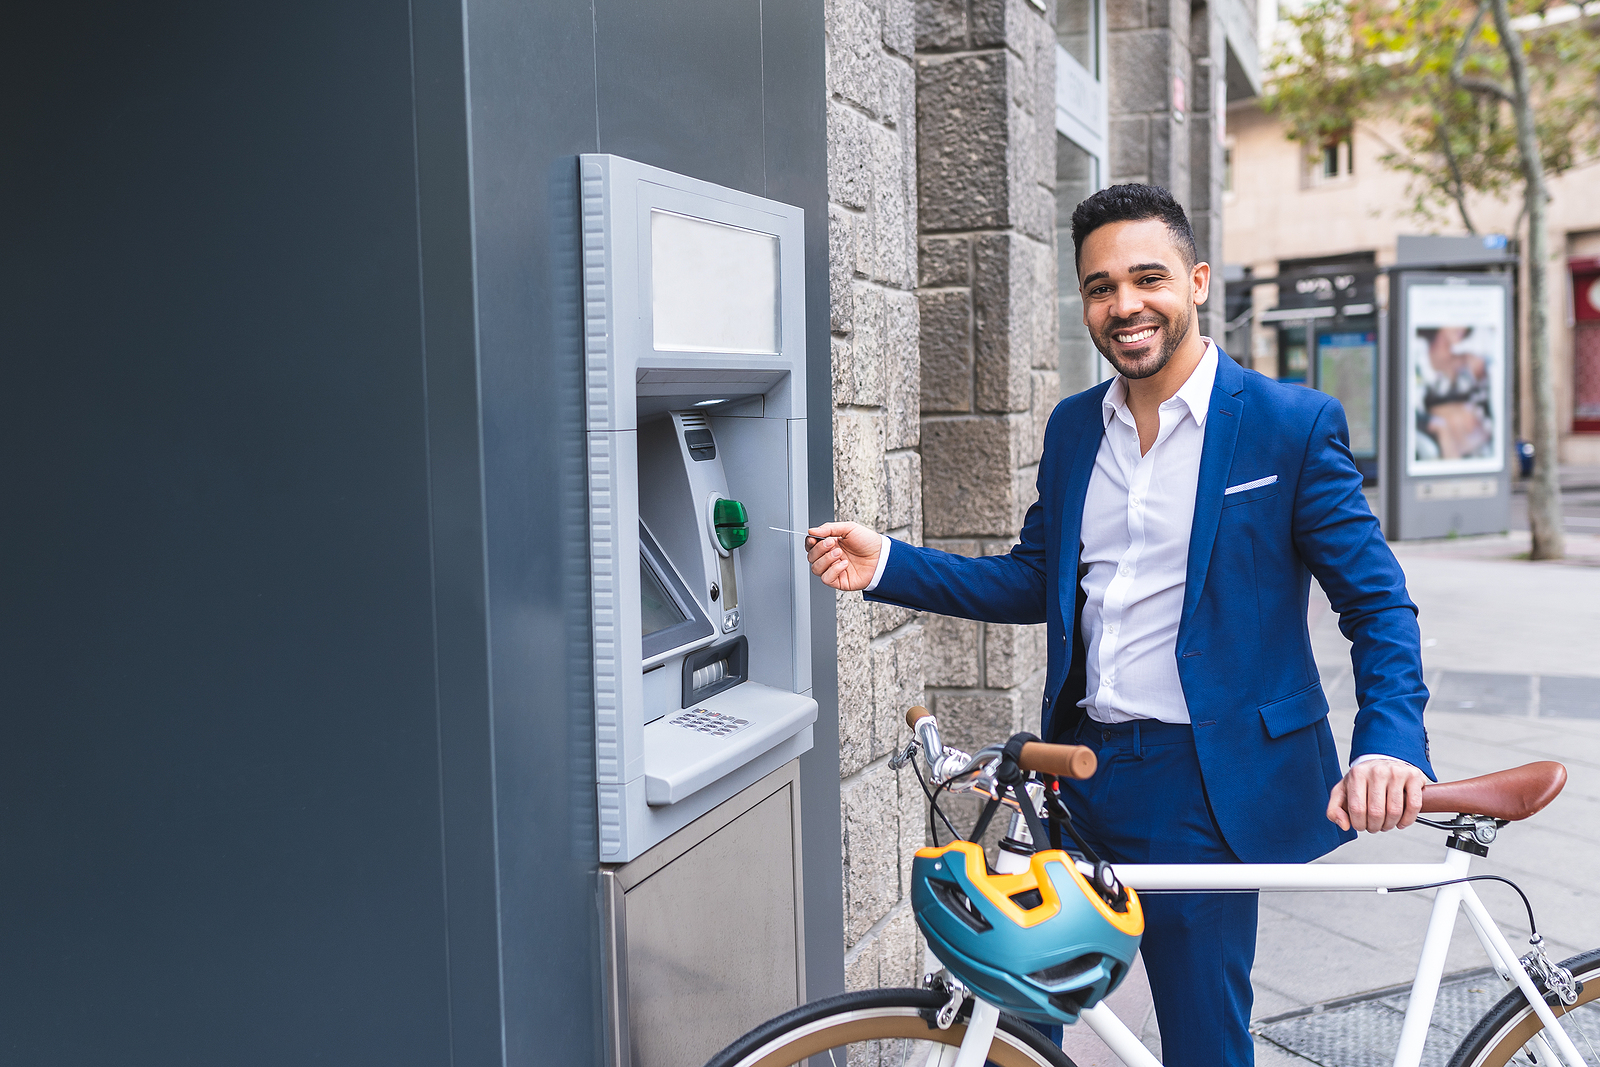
<box><xmin>1180</xmin><ymin>352</ymin><xmax>1246</xmax><ymax>636</ymax></box>
<box><xmin>1057</xmin><ymin>381</ymin><xmax>1113</xmax><ymax>621</ymax></box>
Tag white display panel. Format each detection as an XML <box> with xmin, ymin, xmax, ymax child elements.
<box><xmin>1403</xmin><ymin>283</ymin><xmax>1507</xmax><ymax>477</ymax></box>
<box><xmin>651</xmin><ymin>210</ymin><xmax>779</xmax><ymax>354</ymax></box>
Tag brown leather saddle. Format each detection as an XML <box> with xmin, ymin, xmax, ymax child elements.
<box><xmin>1421</xmin><ymin>761</ymin><xmax>1567</xmax><ymax>821</ymax></box>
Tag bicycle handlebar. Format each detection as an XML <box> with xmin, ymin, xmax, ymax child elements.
<box><xmin>904</xmin><ymin>705</ymin><xmax>1097</xmax><ymax>780</ymax></box>
<box><xmin>1017</xmin><ymin>742</ymin><xmax>1097</xmax><ymax>780</ymax></box>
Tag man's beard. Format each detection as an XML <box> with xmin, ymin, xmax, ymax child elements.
<box><xmin>1091</xmin><ymin>305</ymin><xmax>1193</xmax><ymax>380</ymax></box>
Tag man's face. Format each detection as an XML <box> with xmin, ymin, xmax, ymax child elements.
<box><xmin>1078</xmin><ymin>219</ymin><xmax>1209</xmax><ymax>380</ymax></box>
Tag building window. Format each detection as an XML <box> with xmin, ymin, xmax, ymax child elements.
<box><xmin>1307</xmin><ymin>136</ymin><xmax>1354</xmax><ymax>187</ymax></box>
<box><xmin>1224</xmin><ymin>142</ymin><xmax>1234</xmax><ymax>195</ymax></box>
<box><xmin>1058</xmin><ymin>0</ymin><xmax>1099</xmax><ymax>78</ymax></box>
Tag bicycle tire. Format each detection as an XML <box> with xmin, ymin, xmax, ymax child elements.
<box><xmin>1446</xmin><ymin>948</ymin><xmax>1600</xmax><ymax>1067</ymax></box>
<box><xmin>702</xmin><ymin>987</ymin><xmax>1079</xmax><ymax>1067</ymax></box>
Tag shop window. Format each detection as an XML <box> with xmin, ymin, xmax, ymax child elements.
<box><xmin>1573</xmin><ymin>262</ymin><xmax>1600</xmax><ymax>432</ymax></box>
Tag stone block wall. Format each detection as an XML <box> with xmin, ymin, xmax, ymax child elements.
<box><xmin>914</xmin><ymin>0</ymin><xmax>1058</xmax><ymax>820</ymax></box>
<box><xmin>823</xmin><ymin>0</ymin><xmax>1237</xmax><ymax>995</ymax></box>
<box><xmin>825</xmin><ymin>0</ymin><xmax>930</xmax><ymax>992</ymax></box>
<box><xmin>1187</xmin><ymin>1</ymin><xmax>1227</xmax><ymax>342</ymax></box>
<box><xmin>1106</xmin><ymin>0</ymin><xmax>1232</xmax><ymax>341</ymax></box>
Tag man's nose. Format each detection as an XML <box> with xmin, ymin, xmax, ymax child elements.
<box><xmin>1110</xmin><ymin>285</ymin><xmax>1144</xmax><ymax>320</ymax></box>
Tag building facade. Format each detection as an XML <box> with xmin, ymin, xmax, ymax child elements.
<box><xmin>1225</xmin><ymin>104</ymin><xmax>1600</xmax><ymax>466</ymax></box>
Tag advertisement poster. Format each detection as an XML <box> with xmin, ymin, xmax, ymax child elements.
<box><xmin>1316</xmin><ymin>331</ymin><xmax>1377</xmax><ymax>458</ymax></box>
<box><xmin>1405</xmin><ymin>283</ymin><xmax>1506</xmax><ymax>476</ymax></box>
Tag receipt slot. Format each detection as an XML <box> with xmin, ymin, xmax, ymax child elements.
<box><xmin>583</xmin><ymin>156</ymin><xmax>816</xmax><ymax>1066</ymax></box>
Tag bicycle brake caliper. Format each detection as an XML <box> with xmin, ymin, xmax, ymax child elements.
<box><xmin>1522</xmin><ymin>935</ymin><xmax>1580</xmax><ymax>1007</ymax></box>
<box><xmin>936</xmin><ymin>977</ymin><xmax>967</xmax><ymax>1030</ymax></box>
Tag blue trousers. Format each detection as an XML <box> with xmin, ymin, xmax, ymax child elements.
<box><xmin>1033</xmin><ymin>718</ymin><xmax>1258</xmax><ymax>1067</ymax></box>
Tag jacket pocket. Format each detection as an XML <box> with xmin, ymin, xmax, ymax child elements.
<box><xmin>1258</xmin><ymin>680</ymin><xmax>1329</xmax><ymax>739</ymax></box>
<box><xmin>1222</xmin><ymin>483</ymin><xmax>1281</xmax><ymax>508</ymax></box>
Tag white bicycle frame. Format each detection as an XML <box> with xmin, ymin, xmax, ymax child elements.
<box><xmin>939</xmin><ymin>844</ymin><xmax>1590</xmax><ymax>1067</ymax></box>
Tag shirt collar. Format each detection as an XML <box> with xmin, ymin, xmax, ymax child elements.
<box><xmin>1102</xmin><ymin>337</ymin><xmax>1219</xmax><ymax>428</ymax></box>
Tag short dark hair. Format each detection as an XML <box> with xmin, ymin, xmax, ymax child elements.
<box><xmin>1070</xmin><ymin>184</ymin><xmax>1197</xmax><ymax>274</ymax></box>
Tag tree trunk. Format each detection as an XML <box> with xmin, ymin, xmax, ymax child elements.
<box><xmin>1487</xmin><ymin>0</ymin><xmax>1564</xmax><ymax>558</ymax></box>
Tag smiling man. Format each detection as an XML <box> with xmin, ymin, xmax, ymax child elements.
<box><xmin>804</xmin><ymin>184</ymin><xmax>1433</xmax><ymax>1066</ymax></box>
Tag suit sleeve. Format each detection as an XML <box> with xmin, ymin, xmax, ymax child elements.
<box><xmin>857</xmin><ymin>435</ymin><xmax>1056</xmax><ymax>627</ymax></box>
<box><xmin>863</xmin><ymin>472</ymin><xmax>1051</xmax><ymax>626</ymax></box>
<box><xmin>1292</xmin><ymin>398</ymin><xmax>1434</xmax><ymax>779</ymax></box>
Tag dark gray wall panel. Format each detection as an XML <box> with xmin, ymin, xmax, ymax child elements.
<box><xmin>0</xmin><ymin>1</ymin><xmax>450</xmax><ymax>1063</ymax></box>
<box><xmin>0</xmin><ymin>0</ymin><xmax>832</xmax><ymax>1062</ymax></box>
<box><xmin>456</xmin><ymin>0</ymin><xmax>605</xmax><ymax>1060</ymax></box>
<box><xmin>594</xmin><ymin>0</ymin><xmax>769</xmax><ymax>192</ymax></box>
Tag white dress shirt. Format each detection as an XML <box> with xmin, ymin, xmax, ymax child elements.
<box><xmin>1079</xmin><ymin>340</ymin><xmax>1218</xmax><ymax>723</ymax></box>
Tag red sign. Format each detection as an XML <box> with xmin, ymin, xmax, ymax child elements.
<box><xmin>1573</xmin><ymin>257</ymin><xmax>1600</xmax><ymax>322</ymax></box>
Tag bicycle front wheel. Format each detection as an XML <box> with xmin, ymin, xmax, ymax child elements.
<box><xmin>1447</xmin><ymin>948</ymin><xmax>1600</xmax><ymax>1067</ymax></box>
<box><xmin>703</xmin><ymin>987</ymin><xmax>1077</xmax><ymax>1067</ymax></box>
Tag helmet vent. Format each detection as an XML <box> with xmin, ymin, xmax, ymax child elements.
<box><xmin>1028</xmin><ymin>954</ymin><xmax>1102</xmax><ymax>992</ymax></box>
<box><xmin>929</xmin><ymin>879</ymin><xmax>992</xmax><ymax>932</ymax></box>
<box><xmin>1009</xmin><ymin>888</ymin><xmax>1044</xmax><ymax>911</ymax></box>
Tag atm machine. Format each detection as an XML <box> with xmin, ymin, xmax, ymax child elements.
<box><xmin>581</xmin><ymin>155</ymin><xmax>817</xmax><ymax>1067</ymax></box>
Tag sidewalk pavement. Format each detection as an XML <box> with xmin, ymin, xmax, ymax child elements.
<box><xmin>1061</xmin><ymin>530</ymin><xmax>1600</xmax><ymax>1067</ymax></box>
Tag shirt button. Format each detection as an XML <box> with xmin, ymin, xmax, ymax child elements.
<box><xmin>1130</xmin><ymin>496</ymin><xmax>1142</xmax><ymax>508</ymax></box>
<box><xmin>1105</xmin><ymin>624</ymin><xmax>1117</xmax><ymax>634</ymax></box>
<box><xmin>1119</xmin><ymin>564</ymin><xmax>1131</xmax><ymax>576</ymax></box>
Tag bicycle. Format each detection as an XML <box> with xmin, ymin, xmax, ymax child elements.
<box><xmin>704</xmin><ymin>705</ymin><xmax>1599</xmax><ymax>1067</ymax></box>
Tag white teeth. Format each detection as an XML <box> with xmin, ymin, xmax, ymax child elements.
<box><xmin>1115</xmin><ymin>327</ymin><xmax>1157</xmax><ymax>344</ymax></box>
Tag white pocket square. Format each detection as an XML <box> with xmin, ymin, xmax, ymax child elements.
<box><xmin>1224</xmin><ymin>474</ymin><xmax>1278</xmax><ymax>496</ymax></box>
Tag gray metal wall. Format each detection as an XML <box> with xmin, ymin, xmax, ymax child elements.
<box><xmin>0</xmin><ymin>1</ymin><xmax>834</xmax><ymax>1063</ymax></box>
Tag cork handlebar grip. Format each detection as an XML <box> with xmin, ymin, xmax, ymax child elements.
<box><xmin>905</xmin><ymin>705</ymin><xmax>933</xmax><ymax>728</ymax></box>
<box><xmin>1017</xmin><ymin>742</ymin><xmax>1098</xmax><ymax>780</ymax></box>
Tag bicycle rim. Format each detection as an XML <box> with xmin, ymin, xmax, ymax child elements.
<box><xmin>702</xmin><ymin>988</ymin><xmax>1076</xmax><ymax>1067</ymax></box>
<box><xmin>1447</xmin><ymin>949</ymin><xmax>1600</xmax><ymax>1067</ymax></box>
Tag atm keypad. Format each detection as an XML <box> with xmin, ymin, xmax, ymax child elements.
<box><xmin>668</xmin><ymin>708</ymin><xmax>751</xmax><ymax>737</ymax></box>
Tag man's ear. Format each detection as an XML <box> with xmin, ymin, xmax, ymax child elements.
<box><xmin>1191</xmin><ymin>261</ymin><xmax>1211</xmax><ymax>307</ymax></box>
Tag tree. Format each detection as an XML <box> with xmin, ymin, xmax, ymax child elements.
<box><xmin>1267</xmin><ymin>0</ymin><xmax>1600</xmax><ymax>559</ymax></box>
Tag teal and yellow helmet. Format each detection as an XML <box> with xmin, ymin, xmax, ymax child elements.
<box><xmin>911</xmin><ymin>841</ymin><xmax>1143</xmax><ymax>1025</ymax></box>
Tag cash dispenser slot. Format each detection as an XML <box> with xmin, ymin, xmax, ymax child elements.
<box><xmin>683</xmin><ymin>637</ymin><xmax>746</xmax><ymax>704</ymax></box>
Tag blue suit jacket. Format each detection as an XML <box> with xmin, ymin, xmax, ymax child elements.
<box><xmin>868</xmin><ymin>350</ymin><xmax>1433</xmax><ymax>863</ymax></box>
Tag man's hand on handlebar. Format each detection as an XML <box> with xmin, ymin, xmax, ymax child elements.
<box><xmin>805</xmin><ymin>521</ymin><xmax>883</xmax><ymax>592</ymax></box>
<box><xmin>1327</xmin><ymin>758</ymin><xmax>1427</xmax><ymax>833</ymax></box>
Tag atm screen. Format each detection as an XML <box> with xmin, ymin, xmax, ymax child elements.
<box><xmin>639</xmin><ymin>522</ymin><xmax>715</xmax><ymax>661</ymax></box>
<box><xmin>641</xmin><ymin>556</ymin><xmax>689</xmax><ymax>637</ymax></box>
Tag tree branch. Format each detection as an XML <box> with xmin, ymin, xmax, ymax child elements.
<box><xmin>1435</xmin><ymin>119</ymin><xmax>1478</xmax><ymax>233</ymax></box>
<box><xmin>1450</xmin><ymin>3</ymin><xmax>1516</xmax><ymax>103</ymax></box>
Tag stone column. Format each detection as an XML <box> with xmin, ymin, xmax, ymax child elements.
<box><xmin>914</xmin><ymin>0</ymin><xmax>1058</xmax><ymax>822</ymax></box>
<box><xmin>825</xmin><ymin>0</ymin><xmax>930</xmax><ymax>992</ymax></box>
<box><xmin>1107</xmin><ymin>0</ymin><xmax>1192</xmax><ymax>201</ymax></box>
<box><xmin>1188</xmin><ymin>1</ymin><xmax>1228</xmax><ymax>342</ymax></box>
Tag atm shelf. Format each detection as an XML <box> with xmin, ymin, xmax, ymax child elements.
<box><xmin>642</xmin><ymin>682</ymin><xmax>818</xmax><ymax>806</ymax></box>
